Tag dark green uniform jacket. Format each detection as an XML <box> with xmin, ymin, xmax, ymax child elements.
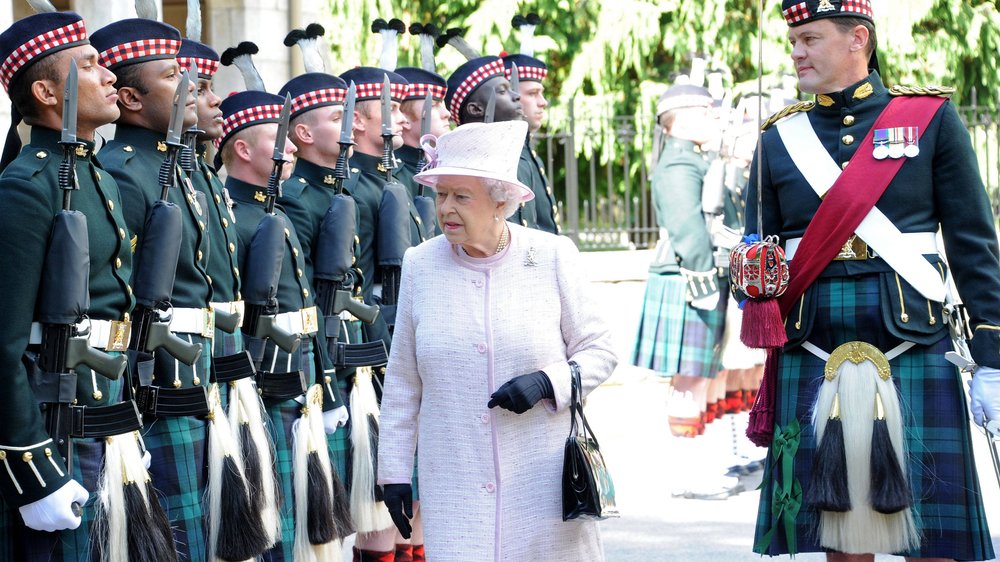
<box><xmin>396</xmin><ymin>144</ymin><xmax>439</xmax><ymax>237</ymax></box>
<box><xmin>192</xmin><ymin>146</ymin><xmax>240</xmax><ymax>305</ymax></box>
<box><xmin>0</xmin><ymin>128</ymin><xmax>134</xmax><ymax>505</ymax></box>
<box><xmin>513</xmin><ymin>136</ymin><xmax>559</xmax><ymax>234</ymax></box>
<box><xmin>745</xmin><ymin>72</ymin><xmax>1000</xmax><ymax>367</ymax></box>
<box><xmin>227</xmin><ymin>176</ymin><xmax>342</xmax><ymax>409</ymax></box>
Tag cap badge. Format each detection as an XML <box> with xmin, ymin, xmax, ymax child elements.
<box><xmin>323</xmin><ymin>174</ymin><xmax>335</xmax><ymax>185</ymax></box>
<box><xmin>816</xmin><ymin>0</ymin><xmax>837</xmax><ymax>13</ymax></box>
<box><xmin>253</xmin><ymin>191</ymin><xmax>266</xmax><ymax>202</ymax></box>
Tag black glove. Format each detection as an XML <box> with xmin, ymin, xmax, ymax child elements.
<box><xmin>382</xmin><ymin>483</ymin><xmax>413</xmax><ymax>539</ymax></box>
<box><xmin>487</xmin><ymin>371</ymin><xmax>554</xmax><ymax>414</ymax></box>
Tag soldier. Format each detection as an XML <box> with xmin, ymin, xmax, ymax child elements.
<box><xmin>745</xmin><ymin>1</ymin><xmax>1000</xmax><ymax>559</ymax></box>
<box><xmin>0</xmin><ymin>10</ymin><xmax>172</xmax><ymax>562</ymax></box>
<box><xmin>217</xmin><ymin>86</ymin><xmax>349</xmax><ymax>562</ymax></box>
<box><xmin>89</xmin><ymin>19</ymin><xmax>214</xmax><ymax>561</ymax></box>
<box><xmin>503</xmin><ymin>13</ymin><xmax>559</xmax><ymax>234</ymax></box>
<box><xmin>632</xmin><ymin>83</ymin><xmax>739</xmax><ymax>497</ymax></box>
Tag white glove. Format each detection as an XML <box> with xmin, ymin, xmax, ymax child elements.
<box><xmin>690</xmin><ymin>292</ymin><xmax>719</xmax><ymax>311</ymax></box>
<box><xmin>323</xmin><ymin>405</ymin><xmax>350</xmax><ymax>434</ymax></box>
<box><xmin>968</xmin><ymin>367</ymin><xmax>1000</xmax><ymax>426</ymax></box>
<box><xmin>19</xmin><ymin>480</ymin><xmax>89</xmax><ymax>532</ymax></box>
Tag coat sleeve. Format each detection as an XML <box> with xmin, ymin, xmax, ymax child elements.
<box><xmin>377</xmin><ymin>249</ymin><xmax>422</xmax><ymax>485</ymax></box>
<box><xmin>0</xmin><ymin>175</ymin><xmax>73</xmax><ymax>506</ymax></box>
<box><xmin>542</xmin><ymin>236</ymin><xmax>618</xmax><ymax>412</ymax></box>
<box><xmin>932</xmin><ymin>103</ymin><xmax>1000</xmax><ymax>368</ymax></box>
<box><xmin>658</xmin><ymin>157</ymin><xmax>714</xmax><ymax>274</ymax></box>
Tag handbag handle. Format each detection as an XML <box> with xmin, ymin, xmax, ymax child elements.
<box><xmin>568</xmin><ymin>361</ymin><xmax>601</xmax><ymax>449</ymax></box>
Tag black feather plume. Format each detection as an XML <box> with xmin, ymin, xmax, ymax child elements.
<box><xmin>283</xmin><ymin>29</ymin><xmax>306</xmax><ymax>47</ymax></box>
<box><xmin>306</xmin><ymin>451</ymin><xmax>337</xmax><ymax>545</ymax></box>
<box><xmin>870</xmin><ymin>419</ymin><xmax>911</xmax><ymax>514</ymax></box>
<box><xmin>305</xmin><ymin>23</ymin><xmax>326</xmax><ymax>38</ymax></box>
<box><xmin>216</xmin><ymin>455</ymin><xmax>270</xmax><ymax>561</ymax></box>
<box><xmin>805</xmin><ymin>417</ymin><xmax>851</xmax><ymax>512</ymax></box>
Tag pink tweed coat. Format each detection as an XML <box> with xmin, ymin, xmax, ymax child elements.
<box><xmin>378</xmin><ymin>224</ymin><xmax>618</xmax><ymax>561</ymax></box>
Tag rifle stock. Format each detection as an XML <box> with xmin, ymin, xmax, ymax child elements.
<box><xmin>333</xmin><ymin>290</ymin><xmax>379</xmax><ymax>324</ymax></box>
<box><xmin>213</xmin><ymin>308</ymin><xmax>241</xmax><ymax>334</ymax></box>
<box><xmin>65</xmin><ymin>337</ymin><xmax>127</xmax><ymax>380</ymax></box>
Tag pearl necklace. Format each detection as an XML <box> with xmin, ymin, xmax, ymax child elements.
<box><xmin>494</xmin><ymin>224</ymin><xmax>510</xmax><ymax>255</ymax></box>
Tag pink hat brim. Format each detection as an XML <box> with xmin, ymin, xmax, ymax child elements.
<box><xmin>413</xmin><ymin>167</ymin><xmax>535</xmax><ymax>203</ymax></box>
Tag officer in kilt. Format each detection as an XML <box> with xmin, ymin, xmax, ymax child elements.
<box><xmin>90</xmin><ymin>19</ymin><xmax>215</xmax><ymax>561</ymax></box>
<box><xmin>217</xmin><ymin>87</ymin><xmax>349</xmax><ymax>561</ymax></box>
<box><xmin>745</xmin><ymin>1</ymin><xmax>1000</xmax><ymax>559</ymax></box>
<box><xmin>0</xmin><ymin>9</ymin><xmax>178</xmax><ymax>562</ymax></box>
<box><xmin>503</xmin><ymin>14</ymin><xmax>559</xmax><ymax>234</ymax></box>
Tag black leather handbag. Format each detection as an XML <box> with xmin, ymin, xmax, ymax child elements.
<box><xmin>562</xmin><ymin>361</ymin><xmax>619</xmax><ymax>521</ymax></box>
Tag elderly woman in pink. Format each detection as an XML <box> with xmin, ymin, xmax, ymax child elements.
<box><xmin>376</xmin><ymin>120</ymin><xmax>618</xmax><ymax>561</ymax></box>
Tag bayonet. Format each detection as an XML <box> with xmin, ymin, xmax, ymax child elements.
<box><xmin>264</xmin><ymin>94</ymin><xmax>292</xmax><ymax>214</ymax></box>
<box><xmin>510</xmin><ymin>63</ymin><xmax>521</xmax><ymax>97</ymax></box>
<box><xmin>159</xmin><ymin>70</ymin><xmax>190</xmax><ymax>199</ymax></box>
<box><xmin>57</xmin><ymin>60</ymin><xmax>83</xmax><ymax>209</ymax></box>
<box><xmin>333</xmin><ymin>82</ymin><xmax>357</xmax><ymax>193</ymax></box>
<box><xmin>179</xmin><ymin>61</ymin><xmax>202</xmax><ymax>174</ymax></box>
<box><xmin>380</xmin><ymin>74</ymin><xmax>395</xmax><ymax>181</ymax></box>
<box><xmin>415</xmin><ymin>92</ymin><xmax>432</xmax><ymax>180</ymax></box>
<box><xmin>484</xmin><ymin>88</ymin><xmax>497</xmax><ymax>124</ymax></box>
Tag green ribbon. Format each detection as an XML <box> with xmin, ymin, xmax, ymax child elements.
<box><xmin>757</xmin><ymin>420</ymin><xmax>803</xmax><ymax>554</ymax></box>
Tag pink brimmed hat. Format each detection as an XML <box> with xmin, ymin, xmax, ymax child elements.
<box><xmin>414</xmin><ymin>120</ymin><xmax>534</xmax><ymax>203</ymax></box>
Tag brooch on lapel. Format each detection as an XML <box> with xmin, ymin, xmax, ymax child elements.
<box><xmin>524</xmin><ymin>247</ymin><xmax>539</xmax><ymax>267</ymax></box>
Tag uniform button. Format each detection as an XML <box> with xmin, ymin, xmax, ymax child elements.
<box><xmin>123</xmin><ymin>146</ymin><xmax>133</xmax><ymax>152</ymax></box>
<box><xmin>127</xmin><ymin>285</ymin><xmax>133</xmax><ymax>295</ymax></box>
<box><xmin>485</xmin><ymin>482</ymin><xmax>496</xmax><ymax>493</ymax></box>
<box><xmin>302</xmin><ymin>288</ymin><xmax>310</xmax><ymax>298</ymax></box>
<box><xmin>186</xmin><ymin>195</ymin><xmax>193</xmax><ymax>204</ymax></box>
<box><xmin>296</xmin><ymin>268</ymin><xmax>303</xmax><ymax>278</ymax></box>
<box><xmin>284</xmin><ymin>228</ymin><xmax>291</xmax><ymax>238</ymax></box>
<box><xmin>119</xmin><ymin>227</ymin><xmax>126</xmax><ymax>239</ymax></box>
<box><xmin>841</xmin><ymin>161</ymin><xmax>849</xmax><ymax>170</ymax></box>
<box><xmin>215</xmin><ymin>194</ymin><xmax>221</xmax><ymax>204</ymax></box>
<box><xmin>198</xmin><ymin>220</ymin><xmax>206</xmax><ymax>230</ymax></box>
<box><xmin>476</xmin><ymin>342</ymin><xmax>487</xmax><ymax>353</ymax></box>
<box><xmin>842</xmin><ymin>135</ymin><xmax>854</xmax><ymax>146</ymax></box>
<box><xmin>292</xmin><ymin>247</ymin><xmax>299</xmax><ymax>256</ymax></box>
<box><xmin>233</xmin><ymin>267</ymin><xmax>240</xmax><ymax>277</ymax></box>
<box><xmin>351</xmin><ymin>256</ymin><xmax>357</xmax><ymax>265</ymax></box>
<box><xmin>207</xmin><ymin>275</ymin><xmax>213</xmax><ymax>285</ymax></box>
<box><xmin>299</xmin><ymin>178</ymin><xmax>306</xmax><ymax>183</ymax></box>
<box><xmin>107</xmin><ymin>200</ymin><xmax>115</xmax><ymax>211</ymax></box>
<box><xmin>115</xmin><ymin>258</ymin><xmax>122</xmax><ymax>269</ymax></box>
<box><xmin>843</xmin><ymin>115</ymin><xmax>855</xmax><ymax>126</ymax></box>
<box><xmin>354</xmin><ymin>235</ymin><xmax>360</xmax><ymax>245</ymax></box>
<box><xmin>480</xmin><ymin>413</ymin><xmax>490</xmax><ymax>424</ymax></box>
<box><xmin>197</xmin><ymin>250</ymin><xmax>203</xmax><ymax>261</ymax></box>
<box><xmin>415</xmin><ymin>216</ymin><xmax>422</xmax><ymax>224</ymax></box>
<box><xmin>229</xmin><ymin>242</ymin><xmax>236</xmax><ymax>253</ymax></box>
<box><xmin>521</xmin><ymin>220</ymin><xmax>527</xmax><ymax>226</ymax></box>
<box><xmin>546</xmin><ymin>187</ymin><xmax>553</xmax><ymax>195</ymax></box>
<box><xmin>222</xmin><ymin>218</ymin><xmax>229</xmax><ymax>228</ymax></box>
<box><xmin>96</xmin><ymin>171</ymin><xmax>101</xmax><ymax>181</ymax></box>
<box><xmin>35</xmin><ymin>151</ymin><xmax>46</xmax><ymax>159</ymax></box>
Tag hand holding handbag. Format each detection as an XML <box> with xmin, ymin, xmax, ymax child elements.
<box><xmin>562</xmin><ymin>361</ymin><xmax>619</xmax><ymax>521</ymax></box>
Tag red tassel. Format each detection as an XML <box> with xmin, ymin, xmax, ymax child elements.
<box><xmin>746</xmin><ymin>351</ymin><xmax>779</xmax><ymax>447</ymax></box>
<box><xmin>740</xmin><ymin>298</ymin><xmax>788</xmax><ymax>349</ymax></box>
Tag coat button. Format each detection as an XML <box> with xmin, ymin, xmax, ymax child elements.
<box><xmin>842</xmin><ymin>135</ymin><xmax>854</xmax><ymax>146</ymax></box>
<box><xmin>119</xmin><ymin>228</ymin><xmax>126</xmax><ymax>239</ymax></box>
<box><xmin>476</xmin><ymin>342</ymin><xmax>487</xmax><ymax>353</ymax></box>
<box><xmin>473</xmin><ymin>279</ymin><xmax>483</xmax><ymax>288</ymax></box>
<box><xmin>480</xmin><ymin>413</ymin><xmax>490</xmax><ymax>424</ymax></box>
<box><xmin>229</xmin><ymin>242</ymin><xmax>236</xmax><ymax>253</ymax></box>
<box><xmin>115</xmin><ymin>258</ymin><xmax>122</xmax><ymax>269</ymax></box>
<box><xmin>485</xmin><ymin>482</ymin><xmax>496</xmax><ymax>493</ymax></box>
<box><xmin>843</xmin><ymin>115</ymin><xmax>855</xmax><ymax>126</ymax></box>
<box><xmin>302</xmin><ymin>288</ymin><xmax>310</xmax><ymax>298</ymax></box>
<box><xmin>841</xmin><ymin>161</ymin><xmax>849</xmax><ymax>170</ymax></box>
<box><xmin>222</xmin><ymin>218</ymin><xmax>229</xmax><ymax>228</ymax></box>
<box><xmin>107</xmin><ymin>200</ymin><xmax>115</xmax><ymax>211</ymax></box>
<box><xmin>292</xmin><ymin>247</ymin><xmax>299</xmax><ymax>256</ymax></box>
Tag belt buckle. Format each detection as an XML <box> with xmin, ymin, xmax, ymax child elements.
<box><xmin>301</xmin><ymin>306</ymin><xmax>319</xmax><ymax>335</ymax></box>
<box><xmin>106</xmin><ymin>320</ymin><xmax>132</xmax><ymax>352</ymax></box>
<box><xmin>833</xmin><ymin>235</ymin><xmax>869</xmax><ymax>261</ymax></box>
<box><xmin>202</xmin><ymin>308</ymin><xmax>215</xmax><ymax>339</ymax></box>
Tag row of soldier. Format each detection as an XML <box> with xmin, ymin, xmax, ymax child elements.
<box><xmin>0</xmin><ymin>4</ymin><xmax>559</xmax><ymax>562</ymax></box>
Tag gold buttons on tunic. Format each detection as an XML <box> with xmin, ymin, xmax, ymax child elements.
<box><xmin>229</xmin><ymin>243</ymin><xmax>236</xmax><ymax>253</ymax></box>
<box><xmin>296</xmin><ymin>268</ymin><xmax>303</xmax><ymax>278</ymax></box>
<box><xmin>233</xmin><ymin>267</ymin><xmax>240</xmax><ymax>278</ymax></box>
<box><xmin>119</xmin><ymin>228</ymin><xmax>126</xmax><ymax>239</ymax></box>
<box><xmin>35</xmin><ymin>151</ymin><xmax>46</xmax><ymax>159</ymax></box>
<box><xmin>115</xmin><ymin>258</ymin><xmax>122</xmax><ymax>269</ymax></box>
<box><xmin>198</xmin><ymin>220</ymin><xmax>206</xmax><ymax>231</ymax></box>
<box><xmin>841</xmin><ymin>162</ymin><xmax>849</xmax><ymax>170</ymax></box>
<box><xmin>284</xmin><ymin>228</ymin><xmax>291</xmax><ymax>238</ymax></box>
<box><xmin>107</xmin><ymin>200</ymin><xmax>115</xmax><ymax>211</ymax></box>
<box><xmin>222</xmin><ymin>218</ymin><xmax>229</xmax><ymax>228</ymax></box>
<box><xmin>197</xmin><ymin>250</ymin><xmax>203</xmax><ymax>261</ymax></box>
<box><xmin>292</xmin><ymin>248</ymin><xmax>299</xmax><ymax>257</ymax></box>
<box><xmin>843</xmin><ymin>115</ymin><xmax>855</xmax><ymax>126</ymax></box>
<box><xmin>302</xmin><ymin>288</ymin><xmax>309</xmax><ymax>298</ymax></box>
<box><xmin>842</xmin><ymin>135</ymin><xmax>855</xmax><ymax>146</ymax></box>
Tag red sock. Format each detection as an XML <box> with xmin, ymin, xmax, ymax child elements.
<box><xmin>394</xmin><ymin>544</ymin><xmax>414</xmax><ymax>562</ymax></box>
<box><xmin>353</xmin><ymin>547</ymin><xmax>396</xmax><ymax>562</ymax></box>
<box><xmin>412</xmin><ymin>544</ymin><xmax>426</xmax><ymax>562</ymax></box>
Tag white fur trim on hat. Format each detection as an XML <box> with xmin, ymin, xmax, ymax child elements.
<box><xmin>414</xmin><ymin>120</ymin><xmax>534</xmax><ymax>203</ymax></box>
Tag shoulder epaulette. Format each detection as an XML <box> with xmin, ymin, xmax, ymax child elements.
<box><xmin>280</xmin><ymin>176</ymin><xmax>308</xmax><ymax>199</ymax></box>
<box><xmin>761</xmin><ymin>101</ymin><xmax>815</xmax><ymax>131</ymax></box>
<box><xmin>888</xmin><ymin>85</ymin><xmax>955</xmax><ymax>98</ymax></box>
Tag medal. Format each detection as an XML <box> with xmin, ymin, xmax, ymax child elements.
<box><xmin>873</xmin><ymin>128</ymin><xmax>889</xmax><ymax>160</ymax></box>
<box><xmin>888</xmin><ymin>127</ymin><xmax>905</xmax><ymax>159</ymax></box>
<box><xmin>903</xmin><ymin>126</ymin><xmax>920</xmax><ymax>158</ymax></box>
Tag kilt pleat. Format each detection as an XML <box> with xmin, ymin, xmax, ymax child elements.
<box><xmin>632</xmin><ymin>273</ymin><xmax>725</xmax><ymax>378</ymax></box>
<box><xmin>753</xmin><ymin>276</ymin><xmax>994</xmax><ymax>560</ymax></box>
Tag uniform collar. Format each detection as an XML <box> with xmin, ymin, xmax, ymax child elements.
<box><xmin>224</xmin><ymin>175</ymin><xmax>269</xmax><ymax>206</ymax></box>
<box><xmin>664</xmin><ymin>138</ymin><xmax>700</xmax><ymax>153</ymax></box>
<box><xmin>396</xmin><ymin>144</ymin><xmax>422</xmax><ymax>166</ymax></box>
<box><xmin>292</xmin><ymin>157</ymin><xmax>338</xmax><ymax>187</ymax></box>
<box><xmin>112</xmin><ymin>123</ymin><xmax>171</xmax><ymax>154</ymax></box>
<box><xmin>349</xmin><ymin>150</ymin><xmax>384</xmax><ymax>174</ymax></box>
<box><xmin>29</xmin><ymin>126</ymin><xmax>97</xmax><ymax>160</ymax></box>
<box><xmin>814</xmin><ymin>71</ymin><xmax>886</xmax><ymax>112</ymax></box>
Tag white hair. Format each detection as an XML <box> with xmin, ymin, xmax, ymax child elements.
<box><xmin>482</xmin><ymin>178</ymin><xmax>523</xmax><ymax>218</ymax></box>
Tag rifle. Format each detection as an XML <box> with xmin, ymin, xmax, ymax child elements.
<box><xmin>313</xmin><ymin>83</ymin><xmax>385</xmax><ymax>368</ymax></box>
<box><xmin>240</xmin><ymin>94</ymin><xmax>301</xmax><ymax>355</ymax></box>
<box><xmin>127</xmin><ymin>70</ymin><xmax>204</xmax><ymax>366</ymax></box>
<box><xmin>411</xmin><ymin>92</ymin><xmax>437</xmax><ymax>239</ymax></box>
<box><xmin>376</xmin><ymin>74</ymin><xmax>412</xmax><ymax>322</ymax></box>
<box><xmin>37</xmin><ymin>61</ymin><xmax>129</xmax><ymax>468</ymax></box>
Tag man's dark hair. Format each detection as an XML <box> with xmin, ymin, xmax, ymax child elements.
<box><xmin>113</xmin><ymin>63</ymin><xmax>149</xmax><ymax>96</ymax></box>
<box><xmin>832</xmin><ymin>17</ymin><xmax>877</xmax><ymax>58</ymax></box>
<box><xmin>8</xmin><ymin>53</ymin><xmax>62</xmax><ymax>123</ymax></box>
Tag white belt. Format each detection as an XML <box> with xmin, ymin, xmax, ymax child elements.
<box><xmin>274</xmin><ymin>306</ymin><xmax>319</xmax><ymax>336</ymax></box>
<box><xmin>210</xmin><ymin>300</ymin><xmax>245</xmax><ymax>327</ymax></box>
<box><xmin>801</xmin><ymin>341</ymin><xmax>916</xmax><ymax>363</ymax></box>
<box><xmin>784</xmin><ymin>232</ymin><xmax>939</xmax><ymax>261</ymax></box>
<box><xmin>169</xmin><ymin>307</ymin><xmax>215</xmax><ymax>338</ymax></box>
<box><xmin>28</xmin><ymin>319</ymin><xmax>132</xmax><ymax>352</ymax></box>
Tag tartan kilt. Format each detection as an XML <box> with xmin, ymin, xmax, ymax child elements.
<box><xmin>210</xmin><ymin>329</ymin><xmax>243</xmax><ymax>357</ymax></box>
<box><xmin>632</xmin><ymin>272</ymin><xmax>726</xmax><ymax>378</ymax></box>
<box><xmin>753</xmin><ymin>276</ymin><xmax>994</xmax><ymax>560</ymax></box>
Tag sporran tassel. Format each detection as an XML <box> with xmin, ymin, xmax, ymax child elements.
<box><xmin>349</xmin><ymin>367</ymin><xmax>393</xmax><ymax>533</ymax></box>
<box><xmin>229</xmin><ymin>378</ymin><xmax>281</xmax><ymax>544</ymax></box>
<box><xmin>869</xmin><ymin>392</ymin><xmax>911</xmax><ymax>514</ymax></box>
<box><xmin>293</xmin><ymin>385</ymin><xmax>341</xmax><ymax>562</ymax></box>
<box><xmin>807</xmin><ymin>392</ymin><xmax>851</xmax><ymax>512</ymax></box>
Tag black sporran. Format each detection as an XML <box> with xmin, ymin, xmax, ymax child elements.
<box><xmin>562</xmin><ymin>361</ymin><xmax>619</xmax><ymax>521</ymax></box>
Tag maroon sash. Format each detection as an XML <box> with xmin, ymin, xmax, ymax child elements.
<box><xmin>776</xmin><ymin>95</ymin><xmax>947</xmax><ymax>318</ymax></box>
